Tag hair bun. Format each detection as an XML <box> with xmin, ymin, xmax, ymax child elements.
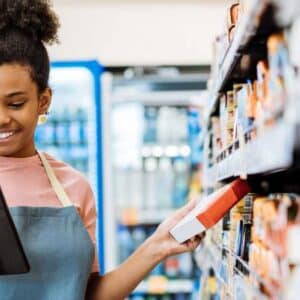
<box><xmin>0</xmin><ymin>0</ymin><xmax>60</xmax><ymax>44</ymax></box>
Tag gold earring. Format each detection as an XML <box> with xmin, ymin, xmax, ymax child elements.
<box><xmin>38</xmin><ymin>113</ymin><xmax>48</xmax><ymax>125</ymax></box>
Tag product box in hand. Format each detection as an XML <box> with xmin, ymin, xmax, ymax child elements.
<box><xmin>170</xmin><ymin>179</ymin><xmax>251</xmax><ymax>243</ymax></box>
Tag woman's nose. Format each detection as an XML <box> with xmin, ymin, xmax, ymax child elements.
<box><xmin>0</xmin><ymin>108</ymin><xmax>11</xmax><ymax>126</ymax></box>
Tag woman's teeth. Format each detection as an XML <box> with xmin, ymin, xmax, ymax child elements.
<box><xmin>0</xmin><ymin>132</ymin><xmax>14</xmax><ymax>139</ymax></box>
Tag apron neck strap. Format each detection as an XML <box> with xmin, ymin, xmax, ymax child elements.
<box><xmin>38</xmin><ymin>152</ymin><xmax>72</xmax><ymax>208</ymax></box>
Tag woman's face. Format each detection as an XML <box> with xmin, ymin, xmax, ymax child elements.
<box><xmin>0</xmin><ymin>64</ymin><xmax>51</xmax><ymax>157</ymax></box>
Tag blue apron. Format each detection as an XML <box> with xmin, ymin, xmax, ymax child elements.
<box><xmin>0</xmin><ymin>153</ymin><xmax>95</xmax><ymax>300</ymax></box>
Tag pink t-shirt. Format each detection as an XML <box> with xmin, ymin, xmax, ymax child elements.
<box><xmin>0</xmin><ymin>152</ymin><xmax>99</xmax><ymax>273</ymax></box>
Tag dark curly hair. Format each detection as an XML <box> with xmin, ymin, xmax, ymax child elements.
<box><xmin>0</xmin><ymin>0</ymin><xmax>60</xmax><ymax>92</ymax></box>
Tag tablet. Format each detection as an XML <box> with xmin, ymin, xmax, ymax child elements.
<box><xmin>0</xmin><ymin>187</ymin><xmax>30</xmax><ymax>275</ymax></box>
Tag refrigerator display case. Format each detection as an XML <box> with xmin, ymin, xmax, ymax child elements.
<box><xmin>35</xmin><ymin>61</ymin><xmax>105</xmax><ymax>273</ymax></box>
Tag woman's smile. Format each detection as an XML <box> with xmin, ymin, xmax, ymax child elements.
<box><xmin>0</xmin><ymin>130</ymin><xmax>20</xmax><ymax>143</ymax></box>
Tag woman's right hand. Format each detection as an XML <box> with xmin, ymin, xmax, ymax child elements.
<box><xmin>147</xmin><ymin>200</ymin><xmax>205</xmax><ymax>261</ymax></box>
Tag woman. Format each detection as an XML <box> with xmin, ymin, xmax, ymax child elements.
<box><xmin>0</xmin><ymin>1</ymin><xmax>204</xmax><ymax>299</ymax></box>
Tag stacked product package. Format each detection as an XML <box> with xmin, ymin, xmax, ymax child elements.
<box><xmin>207</xmin><ymin>31</ymin><xmax>293</xmax><ymax>163</ymax></box>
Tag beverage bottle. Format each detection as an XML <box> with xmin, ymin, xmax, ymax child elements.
<box><xmin>157</xmin><ymin>157</ymin><xmax>174</xmax><ymax>209</ymax></box>
<box><xmin>172</xmin><ymin>158</ymin><xmax>189</xmax><ymax>208</ymax></box>
<box><xmin>143</xmin><ymin>106</ymin><xmax>157</xmax><ymax>144</ymax></box>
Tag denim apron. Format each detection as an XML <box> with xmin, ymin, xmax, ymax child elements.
<box><xmin>0</xmin><ymin>153</ymin><xmax>95</xmax><ymax>300</ymax></box>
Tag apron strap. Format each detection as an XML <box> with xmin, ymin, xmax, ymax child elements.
<box><xmin>38</xmin><ymin>152</ymin><xmax>72</xmax><ymax>207</ymax></box>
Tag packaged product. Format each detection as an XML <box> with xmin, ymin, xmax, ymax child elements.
<box><xmin>219</xmin><ymin>94</ymin><xmax>227</xmax><ymax>150</ymax></box>
<box><xmin>226</xmin><ymin>90</ymin><xmax>236</xmax><ymax>147</ymax></box>
<box><xmin>267</xmin><ymin>32</ymin><xmax>290</xmax><ymax>116</ymax></box>
<box><xmin>256</xmin><ymin>60</ymin><xmax>270</xmax><ymax>124</ymax></box>
<box><xmin>211</xmin><ymin>117</ymin><xmax>222</xmax><ymax>162</ymax></box>
<box><xmin>170</xmin><ymin>179</ymin><xmax>250</xmax><ymax>243</ymax></box>
<box><xmin>232</xmin><ymin>83</ymin><xmax>246</xmax><ymax>139</ymax></box>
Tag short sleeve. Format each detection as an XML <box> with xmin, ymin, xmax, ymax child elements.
<box><xmin>81</xmin><ymin>185</ymin><xmax>99</xmax><ymax>273</ymax></box>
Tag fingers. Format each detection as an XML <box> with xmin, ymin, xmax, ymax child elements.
<box><xmin>174</xmin><ymin>232</ymin><xmax>206</xmax><ymax>254</ymax></box>
<box><xmin>186</xmin><ymin>234</ymin><xmax>204</xmax><ymax>249</ymax></box>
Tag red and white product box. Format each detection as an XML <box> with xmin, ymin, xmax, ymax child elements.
<box><xmin>170</xmin><ymin>179</ymin><xmax>251</xmax><ymax>243</ymax></box>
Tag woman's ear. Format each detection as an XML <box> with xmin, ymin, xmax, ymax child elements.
<box><xmin>38</xmin><ymin>88</ymin><xmax>52</xmax><ymax>114</ymax></box>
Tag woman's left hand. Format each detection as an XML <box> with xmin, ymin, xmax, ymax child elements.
<box><xmin>148</xmin><ymin>199</ymin><xmax>205</xmax><ymax>261</ymax></box>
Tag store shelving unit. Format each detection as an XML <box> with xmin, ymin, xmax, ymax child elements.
<box><xmin>196</xmin><ymin>241</ymin><xmax>269</xmax><ymax>300</ymax></box>
<box><xmin>209</xmin><ymin>120</ymin><xmax>298</xmax><ymax>183</ymax></box>
<box><xmin>189</xmin><ymin>1</ymin><xmax>300</xmax><ymax>299</ymax></box>
<box><xmin>203</xmin><ymin>0</ymin><xmax>300</xmax><ymax>190</ymax></box>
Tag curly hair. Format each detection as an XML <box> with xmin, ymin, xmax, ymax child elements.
<box><xmin>0</xmin><ymin>0</ymin><xmax>60</xmax><ymax>92</ymax></box>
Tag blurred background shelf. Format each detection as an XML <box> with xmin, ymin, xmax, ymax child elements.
<box><xmin>133</xmin><ymin>278</ymin><xmax>194</xmax><ymax>295</ymax></box>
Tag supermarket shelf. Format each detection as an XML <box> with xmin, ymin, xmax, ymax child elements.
<box><xmin>133</xmin><ymin>278</ymin><xmax>194</xmax><ymax>295</ymax></box>
<box><xmin>119</xmin><ymin>208</ymin><xmax>176</xmax><ymax>226</ymax></box>
<box><xmin>112</xmin><ymin>90</ymin><xmax>204</xmax><ymax>107</ymax></box>
<box><xmin>205</xmin><ymin>120</ymin><xmax>298</xmax><ymax>186</ymax></box>
<box><xmin>205</xmin><ymin>0</ymin><xmax>268</xmax><ymax>121</ymax></box>
<box><xmin>196</xmin><ymin>240</ymin><xmax>270</xmax><ymax>300</ymax></box>
<box><xmin>194</xmin><ymin>241</ymin><xmax>222</xmax><ymax>272</ymax></box>
<box><xmin>220</xmin><ymin>245</ymin><xmax>275</xmax><ymax>297</ymax></box>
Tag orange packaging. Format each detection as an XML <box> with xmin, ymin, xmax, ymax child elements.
<box><xmin>196</xmin><ymin>179</ymin><xmax>250</xmax><ymax>228</ymax></box>
<box><xmin>170</xmin><ymin>179</ymin><xmax>251</xmax><ymax>243</ymax></box>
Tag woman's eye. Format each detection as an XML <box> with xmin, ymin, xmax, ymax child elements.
<box><xmin>8</xmin><ymin>102</ymin><xmax>25</xmax><ymax>109</ymax></box>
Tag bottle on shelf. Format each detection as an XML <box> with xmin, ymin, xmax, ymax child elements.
<box><xmin>157</xmin><ymin>157</ymin><xmax>174</xmax><ymax>209</ymax></box>
<box><xmin>172</xmin><ymin>157</ymin><xmax>190</xmax><ymax>209</ymax></box>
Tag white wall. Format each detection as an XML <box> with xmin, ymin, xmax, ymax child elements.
<box><xmin>49</xmin><ymin>0</ymin><xmax>227</xmax><ymax>66</ymax></box>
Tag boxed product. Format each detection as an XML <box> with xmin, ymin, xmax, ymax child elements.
<box><xmin>256</xmin><ymin>60</ymin><xmax>270</xmax><ymax>124</ymax></box>
<box><xmin>267</xmin><ymin>32</ymin><xmax>290</xmax><ymax>116</ymax></box>
<box><xmin>211</xmin><ymin>116</ymin><xmax>222</xmax><ymax>162</ymax></box>
<box><xmin>170</xmin><ymin>179</ymin><xmax>250</xmax><ymax>243</ymax></box>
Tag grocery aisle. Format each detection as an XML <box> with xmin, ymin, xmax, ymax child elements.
<box><xmin>28</xmin><ymin>0</ymin><xmax>300</xmax><ymax>299</ymax></box>
<box><xmin>104</xmin><ymin>1</ymin><xmax>300</xmax><ymax>299</ymax></box>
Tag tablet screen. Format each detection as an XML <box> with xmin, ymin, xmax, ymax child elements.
<box><xmin>0</xmin><ymin>187</ymin><xmax>30</xmax><ymax>275</ymax></box>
